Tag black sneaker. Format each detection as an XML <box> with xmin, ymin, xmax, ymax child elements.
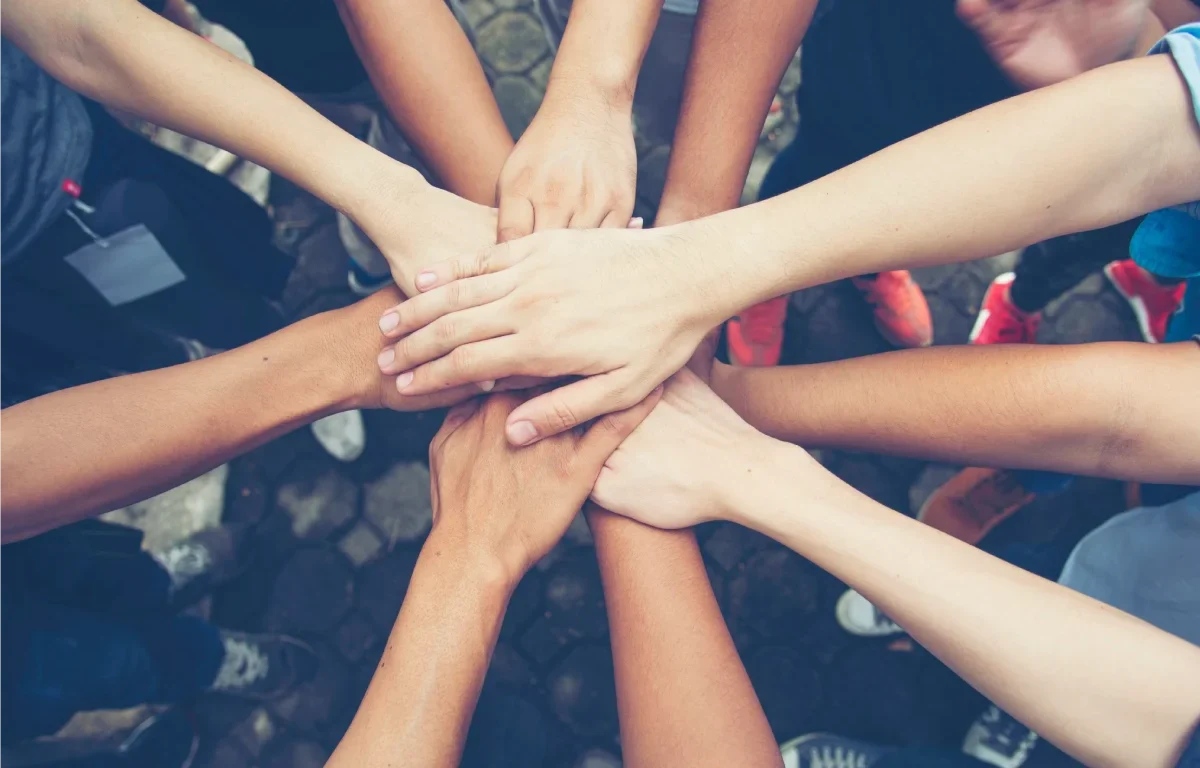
<box><xmin>781</xmin><ymin>733</ymin><xmax>894</xmax><ymax>768</ymax></box>
<box><xmin>962</xmin><ymin>706</ymin><xmax>1039</xmax><ymax>768</ymax></box>
<box><xmin>209</xmin><ymin>631</ymin><xmax>318</xmax><ymax>700</ymax></box>
<box><xmin>117</xmin><ymin>708</ymin><xmax>199</xmax><ymax>768</ymax></box>
<box><xmin>152</xmin><ymin>525</ymin><xmax>249</xmax><ymax>608</ymax></box>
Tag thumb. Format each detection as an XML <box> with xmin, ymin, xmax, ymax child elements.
<box><xmin>576</xmin><ymin>385</ymin><xmax>664</xmax><ymax>468</ymax></box>
<box><xmin>505</xmin><ymin>371</ymin><xmax>637</xmax><ymax>446</ymax></box>
<box><xmin>497</xmin><ymin>195</ymin><xmax>535</xmax><ymax>244</ymax></box>
<box><xmin>413</xmin><ymin>240</ymin><xmax>525</xmax><ymax>293</ymax></box>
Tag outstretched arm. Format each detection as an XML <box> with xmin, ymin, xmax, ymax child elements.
<box><xmin>0</xmin><ymin>290</ymin><xmax>472</xmax><ymax>544</ymax></box>
<box><xmin>1</xmin><ymin>0</ymin><xmax>497</xmax><ymax>294</ymax></box>
<box><xmin>334</xmin><ymin>0</ymin><xmax>513</xmax><ymax>204</ymax></box>
<box><xmin>593</xmin><ymin>371</ymin><xmax>1200</xmax><ymax>768</ymax></box>
<box><xmin>588</xmin><ymin>507</ymin><xmax>781</xmax><ymax>768</ymax></box>
<box><xmin>712</xmin><ymin>340</ymin><xmax>1200</xmax><ymax>483</ymax></box>
<box><xmin>655</xmin><ymin>0</ymin><xmax>817</xmax><ymax>227</ymax></box>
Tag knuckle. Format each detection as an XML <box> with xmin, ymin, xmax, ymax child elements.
<box><xmin>448</xmin><ymin>346</ymin><xmax>474</xmax><ymax>378</ymax></box>
<box><xmin>547</xmin><ymin>398</ymin><xmax>581</xmax><ymax>432</ymax></box>
<box><xmin>434</xmin><ymin>318</ymin><xmax>459</xmax><ymax>345</ymax></box>
<box><xmin>444</xmin><ymin>280</ymin><xmax>465</xmax><ymax>309</ymax></box>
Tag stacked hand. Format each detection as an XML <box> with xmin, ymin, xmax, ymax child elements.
<box><xmin>375</xmin><ymin>226</ymin><xmax>729</xmax><ymax>445</ymax></box>
<box><xmin>426</xmin><ymin>387</ymin><xmax>659</xmax><ymax>582</ymax></box>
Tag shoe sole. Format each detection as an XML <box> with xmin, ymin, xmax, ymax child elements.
<box><xmin>1103</xmin><ymin>262</ymin><xmax>1157</xmax><ymax>343</ymax></box>
<box><xmin>834</xmin><ymin>589</ymin><xmax>904</xmax><ymax>637</ymax></box>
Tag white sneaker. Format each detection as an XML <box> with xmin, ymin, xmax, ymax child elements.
<box><xmin>962</xmin><ymin>706</ymin><xmax>1039</xmax><ymax>768</ymax></box>
<box><xmin>834</xmin><ymin>589</ymin><xmax>904</xmax><ymax>637</ymax></box>
<box><xmin>311</xmin><ymin>409</ymin><xmax>366</xmax><ymax>462</ymax></box>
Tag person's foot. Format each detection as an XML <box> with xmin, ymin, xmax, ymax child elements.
<box><xmin>348</xmin><ymin>260</ymin><xmax>394</xmax><ymax>296</ymax></box>
<box><xmin>726</xmin><ymin>296</ymin><xmax>789</xmax><ymax>367</ymax></box>
<box><xmin>152</xmin><ymin>525</ymin><xmax>249</xmax><ymax>607</ymax></box>
<box><xmin>834</xmin><ymin>589</ymin><xmax>904</xmax><ymax>637</ymax></box>
<box><xmin>1103</xmin><ymin>259</ymin><xmax>1186</xmax><ymax>343</ymax></box>
<box><xmin>970</xmin><ymin>273</ymin><xmax>1040</xmax><ymax>345</ymax></box>
<box><xmin>962</xmin><ymin>706</ymin><xmax>1039</xmax><ymax>768</ymax></box>
<box><xmin>918</xmin><ymin>468</ymin><xmax>1035</xmax><ymax>545</ymax></box>
<box><xmin>850</xmin><ymin>271</ymin><xmax>933</xmax><ymax>348</ymax></box>
<box><xmin>117</xmin><ymin>708</ymin><xmax>199</xmax><ymax>768</ymax></box>
<box><xmin>311</xmin><ymin>409</ymin><xmax>366</xmax><ymax>462</ymax></box>
<box><xmin>781</xmin><ymin>733</ymin><xmax>894</xmax><ymax>768</ymax></box>
<box><xmin>209</xmin><ymin>631</ymin><xmax>318</xmax><ymax>700</ymax></box>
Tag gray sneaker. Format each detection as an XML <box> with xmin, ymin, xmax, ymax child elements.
<box><xmin>152</xmin><ymin>524</ymin><xmax>248</xmax><ymax>607</ymax></box>
<box><xmin>781</xmin><ymin>733</ymin><xmax>894</xmax><ymax>768</ymax></box>
<box><xmin>209</xmin><ymin>631</ymin><xmax>317</xmax><ymax>700</ymax></box>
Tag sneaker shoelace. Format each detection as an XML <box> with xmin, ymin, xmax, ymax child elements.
<box><xmin>212</xmin><ymin>637</ymin><xmax>270</xmax><ymax>691</ymax></box>
<box><xmin>808</xmin><ymin>745</ymin><xmax>870</xmax><ymax>768</ymax></box>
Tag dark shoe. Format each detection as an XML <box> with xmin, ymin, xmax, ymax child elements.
<box><xmin>962</xmin><ymin>706</ymin><xmax>1039</xmax><ymax>768</ymax></box>
<box><xmin>117</xmin><ymin>708</ymin><xmax>199</xmax><ymax>768</ymax></box>
<box><xmin>781</xmin><ymin>733</ymin><xmax>894</xmax><ymax>768</ymax></box>
<box><xmin>209</xmin><ymin>631</ymin><xmax>318</xmax><ymax>700</ymax></box>
<box><xmin>152</xmin><ymin>525</ymin><xmax>249</xmax><ymax>608</ymax></box>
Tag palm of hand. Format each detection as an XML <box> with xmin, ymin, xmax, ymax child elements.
<box><xmin>957</xmin><ymin>0</ymin><xmax>1151</xmax><ymax>88</ymax></box>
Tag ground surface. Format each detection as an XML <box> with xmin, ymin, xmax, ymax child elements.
<box><xmin>91</xmin><ymin>3</ymin><xmax>1143</xmax><ymax>765</ymax></box>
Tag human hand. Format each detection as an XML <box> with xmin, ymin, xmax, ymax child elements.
<box><xmin>427</xmin><ymin>387</ymin><xmax>660</xmax><ymax>582</ymax></box>
<box><xmin>495</xmin><ymin>83</ymin><xmax>637</xmax><ymax>241</ymax></box>
<box><xmin>351</xmin><ymin>161</ymin><xmax>498</xmax><ymax>295</ymax></box>
<box><xmin>956</xmin><ymin>0</ymin><xmax>1152</xmax><ymax>89</ymax></box>
<box><xmin>589</xmin><ymin>368</ymin><xmax>798</xmax><ymax>529</ymax></box>
<box><xmin>375</xmin><ymin>225</ymin><xmax>730</xmax><ymax>444</ymax></box>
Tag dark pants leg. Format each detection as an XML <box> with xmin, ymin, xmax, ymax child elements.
<box><xmin>1008</xmin><ymin>217</ymin><xmax>1144</xmax><ymax>314</ymax></box>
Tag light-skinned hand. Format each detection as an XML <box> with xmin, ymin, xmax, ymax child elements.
<box><xmin>374</xmin><ymin>226</ymin><xmax>725</xmax><ymax>445</ymax></box>
<box><xmin>427</xmin><ymin>386</ymin><xmax>660</xmax><ymax>583</ymax></box>
<box><xmin>955</xmin><ymin>0</ymin><xmax>1152</xmax><ymax>89</ymax></box>
<box><xmin>494</xmin><ymin>84</ymin><xmax>637</xmax><ymax>241</ymax></box>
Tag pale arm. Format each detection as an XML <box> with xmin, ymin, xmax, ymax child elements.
<box><xmin>688</xmin><ymin>53</ymin><xmax>1200</xmax><ymax>315</ymax></box>
<box><xmin>326</xmin><ymin>532</ymin><xmax>510</xmax><ymax>768</ymax></box>
<box><xmin>334</xmin><ymin>0</ymin><xmax>513</xmax><ymax>204</ymax></box>
<box><xmin>588</xmin><ymin>507</ymin><xmax>782</xmax><ymax>768</ymax></box>
<box><xmin>655</xmin><ymin>0</ymin><xmax>817</xmax><ymax>226</ymax></box>
<box><xmin>0</xmin><ymin>290</ymin><xmax>466</xmax><ymax>544</ymax></box>
<box><xmin>712</xmin><ymin>341</ymin><xmax>1200</xmax><ymax>484</ymax></box>
<box><xmin>735</xmin><ymin>447</ymin><xmax>1200</xmax><ymax>768</ymax></box>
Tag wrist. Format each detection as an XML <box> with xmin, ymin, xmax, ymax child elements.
<box><xmin>544</xmin><ymin>61</ymin><xmax>636</xmax><ymax>112</ymax></box>
<box><xmin>341</xmin><ymin>150</ymin><xmax>430</xmax><ymax>237</ymax></box>
<box><xmin>325</xmin><ymin>287</ymin><xmax>407</xmax><ymax>411</ymax></box>
<box><xmin>423</xmin><ymin>523</ymin><xmax>521</xmax><ymax>598</ymax></box>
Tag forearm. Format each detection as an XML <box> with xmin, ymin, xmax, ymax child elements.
<box><xmin>736</xmin><ymin>445</ymin><xmax>1200</xmax><ymax>768</ymax></box>
<box><xmin>1</xmin><ymin>0</ymin><xmax>426</xmax><ymax>222</ymax></box>
<box><xmin>711</xmin><ymin>341</ymin><xmax>1200</xmax><ymax>483</ymax></box>
<box><xmin>334</xmin><ymin>0</ymin><xmax>512</xmax><ymax>204</ymax></box>
<box><xmin>588</xmin><ymin>507</ymin><xmax>781</xmax><ymax>768</ymax></box>
<box><xmin>547</xmin><ymin>0</ymin><xmax>661</xmax><ymax>108</ymax></box>
<box><xmin>685</xmin><ymin>55</ymin><xmax>1200</xmax><ymax>317</ymax></box>
<box><xmin>0</xmin><ymin>296</ymin><xmax>387</xmax><ymax>543</ymax></box>
<box><xmin>328</xmin><ymin>532</ymin><xmax>510</xmax><ymax>767</ymax></box>
<box><xmin>656</xmin><ymin>0</ymin><xmax>816</xmax><ymax>225</ymax></box>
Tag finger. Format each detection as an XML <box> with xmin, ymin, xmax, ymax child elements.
<box><xmin>396</xmin><ymin>336</ymin><xmax>532</xmax><ymax>396</ymax></box>
<box><xmin>597</xmin><ymin>199</ymin><xmax>635</xmax><ymax>230</ymax></box>
<box><xmin>430</xmin><ymin>396</ymin><xmax>482</xmax><ymax>453</ymax></box>
<box><xmin>532</xmin><ymin>199</ymin><xmax>572</xmax><ymax>233</ymax></box>
<box><xmin>504</xmin><ymin>370</ymin><xmax>640</xmax><ymax>446</ymax></box>
<box><xmin>625</xmin><ymin>216</ymin><xmax>644</xmax><ymax>229</ymax></box>
<box><xmin>405</xmin><ymin>240</ymin><xmax>526</xmax><ymax>298</ymax></box>
<box><xmin>568</xmin><ymin>202</ymin><xmax>611</xmax><ymax>231</ymax></box>
<box><xmin>380</xmin><ymin>303</ymin><xmax>514</xmax><ymax>375</ymax></box>
<box><xmin>378</xmin><ymin>272</ymin><xmax>513</xmax><ymax>342</ymax></box>
<box><xmin>497</xmin><ymin>195</ymin><xmax>535</xmax><ymax>243</ymax></box>
<box><xmin>575</xmin><ymin>385</ymin><xmax>664</xmax><ymax>468</ymax></box>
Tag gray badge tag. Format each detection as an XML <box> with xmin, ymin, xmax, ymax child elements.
<box><xmin>64</xmin><ymin>224</ymin><xmax>185</xmax><ymax>306</ymax></box>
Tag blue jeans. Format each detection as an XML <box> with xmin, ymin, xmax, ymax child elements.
<box><xmin>1</xmin><ymin>521</ymin><xmax>224</xmax><ymax>744</ymax></box>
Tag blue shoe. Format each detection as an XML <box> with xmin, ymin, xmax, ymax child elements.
<box><xmin>347</xmin><ymin>260</ymin><xmax>393</xmax><ymax>296</ymax></box>
<box><xmin>781</xmin><ymin>733</ymin><xmax>894</xmax><ymax>768</ymax></box>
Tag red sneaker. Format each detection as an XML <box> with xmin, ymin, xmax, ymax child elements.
<box><xmin>726</xmin><ymin>296</ymin><xmax>788</xmax><ymax>367</ymax></box>
<box><xmin>969</xmin><ymin>272</ymin><xmax>1040</xmax><ymax>345</ymax></box>
<box><xmin>850</xmin><ymin>270</ymin><xmax>933</xmax><ymax>348</ymax></box>
<box><xmin>1103</xmin><ymin>259</ymin><xmax>1185</xmax><ymax>343</ymax></box>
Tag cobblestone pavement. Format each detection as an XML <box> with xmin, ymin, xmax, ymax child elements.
<box><xmin>111</xmin><ymin>3</ymin><xmax>1140</xmax><ymax>766</ymax></box>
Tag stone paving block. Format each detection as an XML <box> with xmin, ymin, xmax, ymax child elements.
<box><xmin>800</xmin><ymin>285</ymin><xmax>892</xmax><ymax>364</ymax></box>
<box><xmin>270</xmin><ymin>643</ymin><xmax>352</xmax><ymax>732</ymax></box>
<box><xmin>231</xmin><ymin>706</ymin><xmax>276</xmax><ymax>758</ymax></box>
<box><xmin>493</xmin><ymin>75</ymin><xmax>545</xmax><ymax>137</ymax></box>
<box><xmin>925</xmin><ymin>292</ymin><xmax>974</xmax><ymax>347</ymax></box>
<box><xmin>338</xmin><ymin>521</ymin><xmax>384</xmax><ymax>567</ymax></box>
<box><xmin>224</xmin><ymin>463</ymin><xmax>269</xmax><ymax>527</ymax></box>
<box><xmin>823</xmin><ymin>643</ymin><xmax>936</xmax><ymax>747</ymax></box>
<box><xmin>495</xmin><ymin>0</ymin><xmax>533</xmax><ymax>10</ymax></box>
<box><xmin>357</xmin><ymin>549</ymin><xmax>420</xmax><ymax>631</ymax></box>
<box><xmin>745</xmin><ymin>645</ymin><xmax>822</xmax><ymax>740</ymax></box>
<box><xmin>334</xmin><ymin>612</ymin><xmax>380</xmax><ymax>664</ymax></box>
<box><xmin>261</xmin><ymin>739</ymin><xmax>329</xmax><ymax>768</ymax></box>
<box><xmin>1042</xmin><ymin>293</ymin><xmax>1139</xmax><ymax>344</ymax></box>
<box><xmin>487</xmin><ymin>641</ymin><xmax>538</xmax><ymax>688</ymax></box>
<box><xmin>477</xmin><ymin>11</ymin><xmax>548</xmax><ymax>73</ymax></box>
<box><xmin>276</xmin><ymin>463</ymin><xmax>359</xmax><ymax>540</ymax></box>
<box><xmin>194</xmin><ymin>737</ymin><xmax>252</xmax><ymax>768</ymax></box>
<box><xmin>548</xmin><ymin>644</ymin><xmax>618</xmax><ymax>737</ymax></box>
<box><xmin>727</xmin><ymin>549</ymin><xmax>819</xmax><ymax>641</ymax></box>
<box><xmin>502</xmin><ymin>568</ymin><xmax>545</xmax><ymax>639</ymax></box>
<box><xmin>458</xmin><ymin>0</ymin><xmax>498</xmax><ymax>29</ymax></box>
<box><xmin>939</xmin><ymin>268</ymin><xmax>988</xmax><ymax>318</ymax></box>
<box><xmin>102</xmin><ymin>464</ymin><xmax>227</xmax><ymax>554</ymax></box>
<box><xmin>528</xmin><ymin>56</ymin><xmax>553</xmax><ymax>90</ymax></box>
<box><xmin>267</xmin><ymin>548</ymin><xmax>355</xmax><ymax>634</ymax></box>
<box><xmin>364</xmin><ymin>462</ymin><xmax>432</xmax><ymax>546</ymax></box>
<box><xmin>703</xmin><ymin>522</ymin><xmax>774</xmax><ymax>572</ymax></box>
<box><xmin>281</xmin><ymin>219</ymin><xmax>351</xmax><ymax>315</ymax></box>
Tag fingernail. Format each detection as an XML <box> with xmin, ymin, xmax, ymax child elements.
<box><xmin>377</xmin><ymin>348</ymin><xmax>395</xmax><ymax>369</ymax></box>
<box><xmin>379</xmin><ymin>312</ymin><xmax>400</xmax><ymax>333</ymax></box>
<box><xmin>415</xmin><ymin>271</ymin><xmax>437</xmax><ymax>291</ymax></box>
<box><xmin>507</xmin><ymin>420</ymin><xmax>538</xmax><ymax>446</ymax></box>
<box><xmin>479</xmin><ymin>379</ymin><xmax>496</xmax><ymax>392</ymax></box>
<box><xmin>627</xmin><ymin>217</ymin><xmax>644</xmax><ymax>229</ymax></box>
<box><xmin>395</xmin><ymin>371</ymin><xmax>414</xmax><ymax>391</ymax></box>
